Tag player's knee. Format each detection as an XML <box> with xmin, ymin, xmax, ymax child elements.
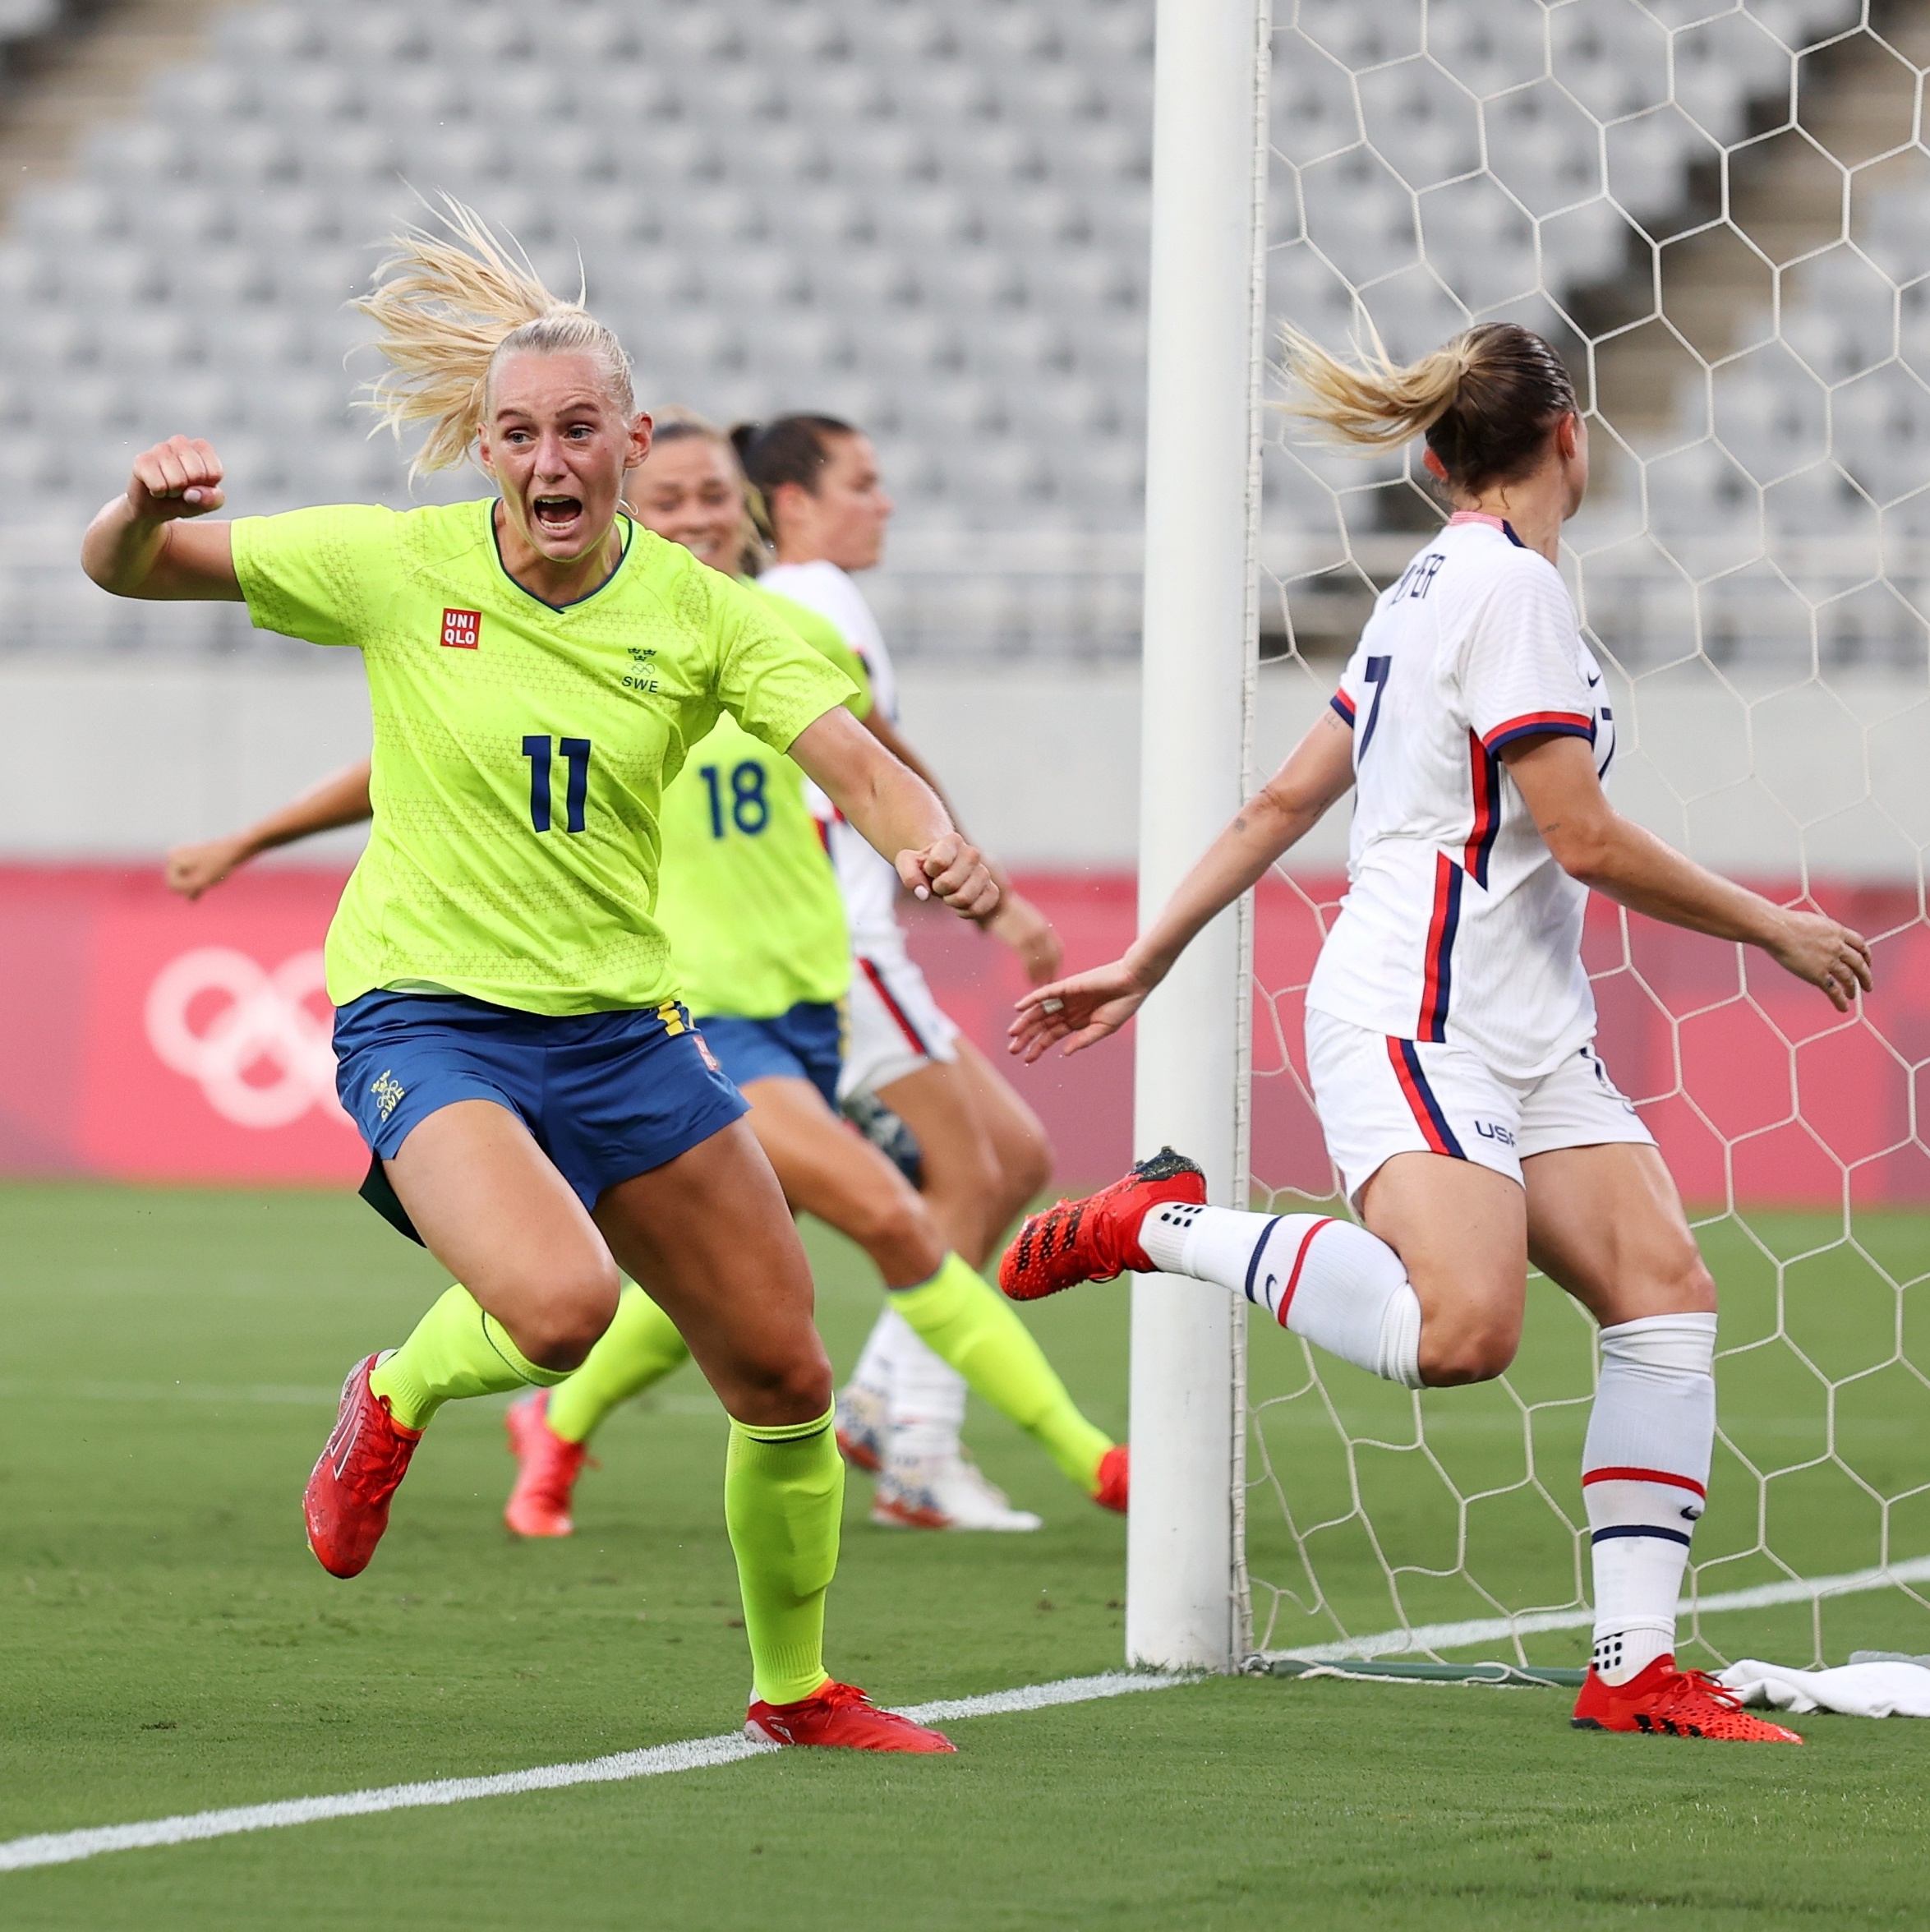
<box><xmin>852</xmin><ymin>1187</ymin><xmax>946</xmax><ymax>1283</ymax></box>
<box><xmin>1665</xmin><ymin>1249</ymin><xmax>1718</xmax><ymax>1316</ymax></box>
<box><xmin>1419</xmin><ymin>1315</ymin><xmax>1520</xmax><ymax>1387</ymax></box>
<box><xmin>735</xmin><ymin>1334</ymin><xmax>836</xmax><ymax>1422</ymax></box>
<box><xmin>518</xmin><ymin>1257</ymin><xmax>623</xmax><ymax>1371</ymax></box>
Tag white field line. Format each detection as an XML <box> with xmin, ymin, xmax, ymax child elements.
<box><xmin>0</xmin><ymin>1671</ymin><xmax>1192</xmax><ymax>1875</ymax></box>
<box><xmin>1269</xmin><ymin>1556</ymin><xmax>1930</xmax><ymax>1665</ymax></box>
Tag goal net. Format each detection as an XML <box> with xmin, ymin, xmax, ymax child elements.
<box><xmin>1241</xmin><ymin>0</ymin><xmax>1930</xmax><ymax>1675</ymax></box>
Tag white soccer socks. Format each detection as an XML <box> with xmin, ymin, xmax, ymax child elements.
<box><xmin>1137</xmin><ymin>1203</ymin><xmax>1424</xmax><ymax>1390</ymax></box>
<box><xmin>844</xmin><ymin>1307</ymin><xmax>970</xmax><ymax>1464</ymax></box>
<box><xmin>1582</xmin><ymin>1312</ymin><xmax>1717</xmax><ymax>1685</ymax></box>
<box><xmin>885</xmin><ymin>1321</ymin><xmax>969</xmax><ymax>1463</ymax></box>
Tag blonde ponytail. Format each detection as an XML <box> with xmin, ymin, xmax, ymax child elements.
<box><xmin>1276</xmin><ymin>322</ymin><xmax>1472</xmax><ymax>453</ymax></box>
<box><xmin>357</xmin><ymin>196</ymin><xmax>634</xmax><ymax>477</ymax></box>
<box><xmin>1277</xmin><ymin>319</ymin><xmax>1579</xmax><ymax>493</ymax></box>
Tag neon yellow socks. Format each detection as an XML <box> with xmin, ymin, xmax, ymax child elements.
<box><xmin>725</xmin><ymin>1406</ymin><xmax>842</xmax><ymax>1707</ymax></box>
<box><xmin>368</xmin><ymin>1284</ymin><xmax>569</xmax><ymax>1432</ymax></box>
<box><xmin>891</xmin><ymin>1253</ymin><xmax>1114</xmax><ymax>1494</ymax></box>
<box><xmin>545</xmin><ymin>1285</ymin><xmax>691</xmax><ymax>1444</ymax></box>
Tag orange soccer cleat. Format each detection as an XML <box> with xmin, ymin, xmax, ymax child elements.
<box><xmin>746</xmin><ymin>1680</ymin><xmax>956</xmax><ymax>1753</ymax></box>
<box><xmin>1572</xmin><ymin>1655</ymin><xmax>1803</xmax><ymax>1743</ymax></box>
<box><xmin>999</xmin><ymin>1148</ymin><xmax>1206</xmax><ymax>1302</ymax></box>
<box><xmin>1092</xmin><ymin>1443</ymin><xmax>1130</xmax><ymax>1514</ymax></box>
<box><xmin>303</xmin><ymin>1355</ymin><xmax>423</xmax><ymax>1579</ymax></box>
<box><xmin>503</xmin><ymin>1390</ymin><xmax>591</xmax><ymax>1538</ymax></box>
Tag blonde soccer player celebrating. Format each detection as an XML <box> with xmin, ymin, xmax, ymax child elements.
<box><xmin>170</xmin><ymin>415</ymin><xmax>1122</xmax><ymax>1538</ymax></box>
<box><xmin>1002</xmin><ymin>321</ymin><xmax>1872</xmax><ymax>1745</ymax></box>
<box><xmin>84</xmin><ymin>205</ymin><xmax>987</xmax><ymax>1754</ymax></box>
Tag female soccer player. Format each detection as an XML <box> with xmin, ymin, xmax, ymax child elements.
<box><xmin>732</xmin><ymin>417</ymin><xmax>1126</xmax><ymax>1517</ymax></box>
<box><xmin>173</xmin><ymin>415</ymin><xmax>1122</xmax><ymax>1537</ymax></box>
<box><xmin>84</xmin><ymin>206</ymin><xmax>985</xmax><ymax>1753</ymax></box>
<box><xmin>1000</xmin><ymin>321</ymin><xmax>1872</xmax><ymax>1745</ymax></box>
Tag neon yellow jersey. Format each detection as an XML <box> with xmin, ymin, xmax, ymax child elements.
<box><xmin>230</xmin><ymin>499</ymin><xmax>856</xmax><ymax>1015</ymax></box>
<box><xmin>653</xmin><ymin>586</ymin><xmax>870</xmax><ymax>1021</ymax></box>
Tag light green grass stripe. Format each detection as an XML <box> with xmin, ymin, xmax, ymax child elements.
<box><xmin>0</xmin><ymin>1672</ymin><xmax>1192</xmax><ymax>1875</ymax></box>
<box><xmin>1266</xmin><ymin>1555</ymin><xmax>1930</xmax><ymax>1664</ymax></box>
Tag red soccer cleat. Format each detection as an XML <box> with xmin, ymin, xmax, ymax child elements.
<box><xmin>303</xmin><ymin>1355</ymin><xmax>422</xmax><ymax>1579</ymax></box>
<box><xmin>745</xmin><ymin>1680</ymin><xmax>956</xmax><ymax>1753</ymax></box>
<box><xmin>1572</xmin><ymin>1655</ymin><xmax>1803</xmax><ymax>1743</ymax></box>
<box><xmin>503</xmin><ymin>1389</ymin><xmax>591</xmax><ymax>1538</ymax></box>
<box><xmin>1092</xmin><ymin>1443</ymin><xmax>1130</xmax><ymax>1514</ymax></box>
<box><xmin>999</xmin><ymin>1148</ymin><xmax>1207</xmax><ymax>1301</ymax></box>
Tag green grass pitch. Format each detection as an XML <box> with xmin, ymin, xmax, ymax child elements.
<box><xmin>0</xmin><ymin>1182</ymin><xmax>1924</xmax><ymax>1930</ymax></box>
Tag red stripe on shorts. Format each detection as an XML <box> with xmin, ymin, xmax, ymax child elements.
<box><xmin>859</xmin><ymin>956</ymin><xmax>932</xmax><ymax>1056</ymax></box>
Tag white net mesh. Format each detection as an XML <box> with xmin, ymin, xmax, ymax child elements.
<box><xmin>1244</xmin><ymin>0</ymin><xmax>1930</xmax><ymax>1671</ymax></box>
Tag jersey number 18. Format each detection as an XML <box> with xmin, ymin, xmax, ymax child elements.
<box><xmin>698</xmin><ymin>760</ymin><xmax>769</xmax><ymax>839</ymax></box>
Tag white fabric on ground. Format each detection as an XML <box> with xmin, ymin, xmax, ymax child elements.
<box><xmin>1718</xmin><ymin>1658</ymin><xmax>1930</xmax><ymax>1718</ymax></box>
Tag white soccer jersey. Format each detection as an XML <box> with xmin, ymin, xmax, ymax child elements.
<box><xmin>1304</xmin><ymin>512</ymin><xmax>1616</xmax><ymax>1080</ymax></box>
<box><xmin>758</xmin><ymin>560</ymin><xmax>906</xmax><ymax>954</ymax></box>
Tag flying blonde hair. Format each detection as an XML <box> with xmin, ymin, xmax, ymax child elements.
<box><xmin>1277</xmin><ymin>319</ymin><xmax>1577</xmax><ymax>491</ymax></box>
<box><xmin>357</xmin><ymin>196</ymin><xmax>634</xmax><ymax>479</ymax></box>
<box><xmin>1276</xmin><ymin>321</ymin><xmax>1474</xmax><ymax>452</ymax></box>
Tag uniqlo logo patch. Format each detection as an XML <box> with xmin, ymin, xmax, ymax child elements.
<box><xmin>440</xmin><ymin>607</ymin><xmax>481</xmax><ymax>650</ymax></box>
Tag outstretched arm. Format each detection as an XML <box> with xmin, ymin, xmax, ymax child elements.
<box><xmin>166</xmin><ymin>760</ymin><xmax>374</xmax><ymax>901</ymax></box>
<box><xmin>790</xmin><ymin>706</ymin><xmax>998</xmax><ymax>920</ymax></box>
<box><xmin>82</xmin><ymin>436</ymin><xmax>242</xmax><ymax>600</ymax></box>
<box><xmin>1011</xmin><ymin>708</ymin><xmax>1358</xmax><ymax>1062</ymax></box>
<box><xmin>863</xmin><ymin>705</ymin><xmax>1062</xmax><ymax>983</ymax></box>
<box><xmin>1505</xmin><ymin>735</ymin><xmax>1871</xmax><ymax>1010</ymax></box>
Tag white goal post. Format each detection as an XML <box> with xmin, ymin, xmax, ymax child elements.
<box><xmin>1127</xmin><ymin>0</ymin><xmax>1272</xmax><ymax>1675</ymax></box>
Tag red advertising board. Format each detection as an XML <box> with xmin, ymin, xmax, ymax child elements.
<box><xmin>1</xmin><ymin>864</ymin><xmax>1925</xmax><ymax>1205</ymax></box>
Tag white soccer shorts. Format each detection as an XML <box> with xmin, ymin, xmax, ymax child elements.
<box><xmin>836</xmin><ymin>942</ymin><xmax>960</xmax><ymax>1103</ymax></box>
<box><xmin>1305</xmin><ymin>1007</ymin><xmax>1655</xmax><ymax>1204</ymax></box>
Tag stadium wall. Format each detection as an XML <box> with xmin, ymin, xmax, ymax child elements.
<box><xmin>2</xmin><ymin>859</ymin><xmax>1922</xmax><ymax>1207</ymax></box>
<box><xmin>3</xmin><ymin>660</ymin><xmax>1920</xmax><ymax>1198</ymax></box>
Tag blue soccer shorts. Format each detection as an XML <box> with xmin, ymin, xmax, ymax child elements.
<box><xmin>696</xmin><ymin>1000</ymin><xmax>844</xmax><ymax>1112</ymax></box>
<box><xmin>333</xmin><ymin>989</ymin><xmax>749</xmax><ymax>1215</ymax></box>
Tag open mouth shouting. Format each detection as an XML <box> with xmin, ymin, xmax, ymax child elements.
<box><xmin>531</xmin><ymin>492</ymin><xmax>586</xmax><ymax>542</ymax></box>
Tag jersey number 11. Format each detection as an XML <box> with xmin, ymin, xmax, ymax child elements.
<box><xmin>523</xmin><ymin>735</ymin><xmax>591</xmax><ymax>833</ymax></box>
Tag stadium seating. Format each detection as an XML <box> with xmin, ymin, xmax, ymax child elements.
<box><xmin>0</xmin><ymin>0</ymin><xmax>1877</xmax><ymax>655</ymax></box>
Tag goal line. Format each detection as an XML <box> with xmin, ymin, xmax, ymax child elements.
<box><xmin>1259</xmin><ymin>1554</ymin><xmax>1930</xmax><ymax>1673</ymax></box>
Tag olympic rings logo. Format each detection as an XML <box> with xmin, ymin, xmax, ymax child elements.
<box><xmin>144</xmin><ymin>948</ymin><xmax>348</xmax><ymax>1131</ymax></box>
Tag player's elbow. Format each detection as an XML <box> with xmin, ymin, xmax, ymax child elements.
<box><xmin>1543</xmin><ymin>815</ymin><xmax>1623</xmax><ymax>890</ymax></box>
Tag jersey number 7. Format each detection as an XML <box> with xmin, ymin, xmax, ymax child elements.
<box><xmin>523</xmin><ymin>735</ymin><xmax>591</xmax><ymax>833</ymax></box>
<box><xmin>1359</xmin><ymin>656</ymin><xmax>1392</xmax><ymax>755</ymax></box>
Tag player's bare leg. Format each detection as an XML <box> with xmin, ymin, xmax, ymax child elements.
<box><xmin>304</xmin><ymin>1100</ymin><xmax>619</xmax><ymax>1579</ymax></box>
<box><xmin>1357</xmin><ymin>1154</ymin><xmax>1529</xmax><ymax>1385</ymax></box>
<box><xmin>876</xmin><ymin>1056</ymin><xmax>1011</xmax><ymax>1266</ymax></box>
